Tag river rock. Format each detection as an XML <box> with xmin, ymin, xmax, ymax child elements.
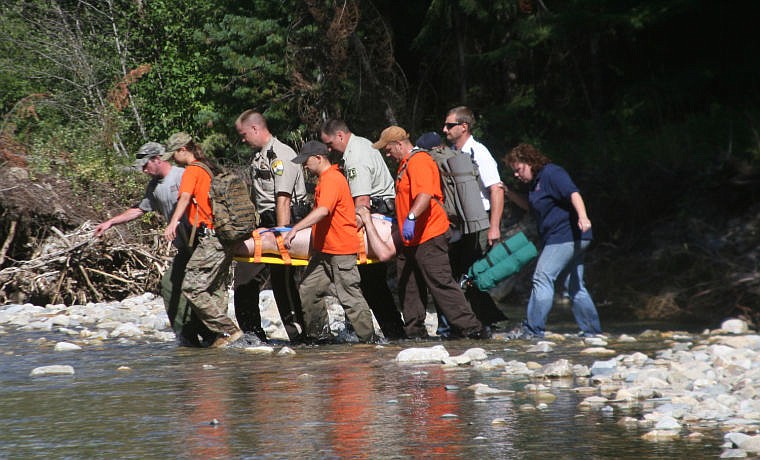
<box><xmin>715</xmin><ymin>335</ymin><xmax>760</xmax><ymax>350</ymax></box>
<box><xmin>444</xmin><ymin>347</ymin><xmax>488</xmax><ymax>365</ymax></box>
<box><xmin>473</xmin><ymin>357</ymin><xmax>507</xmax><ymax>371</ymax></box>
<box><xmin>580</xmin><ymin>347</ymin><xmax>616</xmax><ymax>356</ymax></box>
<box><xmin>277</xmin><ymin>346</ymin><xmax>296</xmax><ymax>356</ymax></box>
<box><xmin>654</xmin><ymin>416</ymin><xmax>681</xmax><ymax>430</ymax></box>
<box><xmin>244</xmin><ymin>346</ymin><xmax>275</xmax><ymax>354</ymax></box>
<box><xmin>720</xmin><ymin>449</ymin><xmax>748</xmax><ymax>458</ymax></box>
<box><xmin>526</xmin><ymin>341</ymin><xmax>554</xmax><ymax>353</ymax></box>
<box><xmin>468</xmin><ymin>383</ymin><xmax>513</xmax><ymax>397</ymax></box>
<box><xmin>503</xmin><ymin>360</ymin><xmax>534</xmax><ymax>376</ymax></box>
<box><xmin>54</xmin><ymin>341</ymin><xmax>82</xmax><ymax>351</ymax></box>
<box><xmin>641</xmin><ymin>430</ymin><xmax>680</xmax><ymax>441</ymax></box>
<box><xmin>590</xmin><ymin>358</ymin><xmax>618</xmax><ymax>376</ymax></box>
<box><xmin>584</xmin><ymin>336</ymin><xmax>608</xmax><ymax>347</ymax></box>
<box><xmin>30</xmin><ymin>365</ymin><xmax>75</xmax><ymax>377</ymax></box>
<box><xmin>735</xmin><ymin>435</ymin><xmax>760</xmax><ymax>453</ymax></box>
<box><xmin>534</xmin><ymin>359</ymin><xmax>573</xmax><ymax>378</ymax></box>
<box><xmin>572</xmin><ymin>364</ymin><xmax>591</xmax><ymax>377</ymax></box>
<box><xmin>721</xmin><ymin>319</ymin><xmax>749</xmax><ymax>334</ymax></box>
<box><xmin>396</xmin><ymin>345</ymin><xmax>449</xmax><ymax>364</ymax></box>
<box><xmin>109</xmin><ymin>322</ymin><xmax>143</xmax><ymax>338</ymax></box>
<box><xmin>578</xmin><ymin>396</ymin><xmax>608</xmax><ymax>408</ymax></box>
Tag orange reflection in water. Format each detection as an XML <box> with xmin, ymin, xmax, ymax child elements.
<box><xmin>182</xmin><ymin>371</ymin><xmax>232</xmax><ymax>459</ymax></box>
<box><xmin>402</xmin><ymin>367</ymin><xmax>465</xmax><ymax>457</ymax></box>
<box><xmin>327</xmin><ymin>362</ymin><xmax>374</xmax><ymax>459</ymax></box>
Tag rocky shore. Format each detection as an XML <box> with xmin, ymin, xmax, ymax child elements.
<box><xmin>1</xmin><ymin>294</ymin><xmax>759</xmax><ymax>457</ymax></box>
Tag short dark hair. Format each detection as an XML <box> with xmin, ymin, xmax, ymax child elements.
<box><xmin>321</xmin><ymin>119</ymin><xmax>350</xmax><ymax>135</ymax></box>
<box><xmin>236</xmin><ymin>110</ymin><xmax>267</xmax><ymax>129</ymax></box>
<box><xmin>447</xmin><ymin>106</ymin><xmax>475</xmax><ymax>128</ymax></box>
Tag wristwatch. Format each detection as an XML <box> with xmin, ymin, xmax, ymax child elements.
<box><xmin>407</xmin><ymin>211</ymin><xmax>416</xmax><ymax>221</ymax></box>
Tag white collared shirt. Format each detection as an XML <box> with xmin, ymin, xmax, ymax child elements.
<box><xmin>460</xmin><ymin>136</ymin><xmax>501</xmax><ymax>211</ymax></box>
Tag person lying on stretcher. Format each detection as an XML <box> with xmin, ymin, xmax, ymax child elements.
<box><xmin>233</xmin><ymin>206</ymin><xmax>399</xmax><ymax>262</ymax></box>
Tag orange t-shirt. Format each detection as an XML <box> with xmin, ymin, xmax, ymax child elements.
<box><xmin>180</xmin><ymin>163</ymin><xmax>214</xmax><ymax>228</ymax></box>
<box><xmin>312</xmin><ymin>165</ymin><xmax>359</xmax><ymax>254</ymax></box>
<box><xmin>395</xmin><ymin>151</ymin><xmax>449</xmax><ymax>246</ymax></box>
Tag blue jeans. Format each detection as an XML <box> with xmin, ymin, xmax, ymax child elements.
<box><xmin>523</xmin><ymin>240</ymin><xmax>601</xmax><ymax>337</ymax></box>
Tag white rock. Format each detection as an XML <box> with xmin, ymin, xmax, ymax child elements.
<box><xmin>396</xmin><ymin>345</ymin><xmax>449</xmax><ymax>363</ymax></box>
<box><xmin>573</xmin><ymin>364</ymin><xmax>591</xmax><ymax>377</ymax></box>
<box><xmin>244</xmin><ymin>346</ymin><xmax>275</xmax><ymax>354</ymax></box>
<box><xmin>277</xmin><ymin>346</ymin><xmax>296</xmax><ymax>356</ymax></box>
<box><xmin>446</xmin><ymin>347</ymin><xmax>488</xmax><ymax>365</ymax></box>
<box><xmin>641</xmin><ymin>430</ymin><xmax>680</xmax><ymax>441</ymax></box>
<box><xmin>54</xmin><ymin>342</ymin><xmax>82</xmax><ymax>351</ymax></box>
<box><xmin>726</xmin><ymin>432</ymin><xmax>752</xmax><ymax>448</ymax></box>
<box><xmin>578</xmin><ymin>396</ymin><xmax>608</xmax><ymax>408</ymax></box>
<box><xmin>30</xmin><ymin>365</ymin><xmax>75</xmax><ymax>377</ymax></box>
<box><xmin>737</xmin><ymin>435</ymin><xmax>760</xmax><ymax>453</ymax></box>
<box><xmin>655</xmin><ymin>416</ymin><xmax>681</xmax><ymax>430</ymax></box>
<box><xmin>716</xmin><ymin>335</ymin><xmax>760</xmax><ymax>350</ymax></box>
<box><xmin>526</xmin><ymin>341</ymin><xmax>555</xmax><ymax>353</ymax></box>
<box><xmin>721</xmin><ymin>319</ymin><xmax>749</xmax><ymax>335</ymax></box>
<box><xmin>580</xmin><ymin>347</ymin><xmax>617</xmax><ymax>356</ymax></box>
<box><xmin>50</xmin><ymin>315</ymin><xmax>70</xmax><ymax>327</ymax></box>
<box><xmin>109</xmin><ymin>322</ymin><xmax>143</xmax><ymax>338</ymax></box>
<box><xmin>468</xmin><ymin>383</ymin><xmax>513</xmax><ymax>397</ymax></box>
<box><xmin>584</xmin><ymin>337</ymin><xmax>608</xmax><ymax>347</ymax></box>
<box><xmin>590</xmin><ymin>358</ymin><xmax>618</xmax><ymax>376</ymax></box>
<box><xmin>535</xmin><ymin>359</ymin><xmax>573</xmax><ymax>378</ymax></box>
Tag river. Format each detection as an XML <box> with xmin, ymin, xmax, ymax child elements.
<box><xmin>0</xmin><ymin>301</ymin><xmax>728</xmax><ymax>459</ymax></box>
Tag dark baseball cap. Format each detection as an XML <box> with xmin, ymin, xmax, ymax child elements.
<box><xmin>292</xmin><ymin>140</ymin><xmax>329</xmax><ymax>164</ymax></box>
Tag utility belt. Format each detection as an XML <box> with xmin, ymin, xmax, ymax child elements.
<box><xmin>370</xmin><ymin>196</ymin><xmax>395</xmax><ymax>217</ymax></box>
<box><xmin>197</xmin><ymin>223</ymin><xmax>216</xmax><ymax>238</ymax></box>
<box><xmin>259</xmin><ymin>203</ymin><xmax>309</xmax><ymax>228</ymax></box>
<box><xmin>184</xmin><ymin>222</ymin><xmax>215</xmax><ymax>249</ymax></box>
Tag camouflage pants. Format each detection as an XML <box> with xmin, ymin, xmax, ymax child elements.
<box><xmin>181</xmin><ymin>234</ymin><xmax>239</xmax><ymax>336</ymax></box>
<box><xmin>160</xmin><ymin>248</ymin><xmax>214</xmax><ymax>346</ymax></box>
<box><xmin>298</xmin><ymin>253</ymin><xmax>375</xmax><ymax>342</ymax></box>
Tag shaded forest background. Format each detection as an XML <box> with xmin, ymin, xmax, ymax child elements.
<box><xmin>1</xmin><ymin>0</ymin><xmax>760</xmax><ymax>325</ymax></box>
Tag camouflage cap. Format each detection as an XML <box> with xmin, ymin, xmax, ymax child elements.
<box><xmin>161</xmin><ymin>132</ymin><xmax>192</xmax><ymax>160</ymax></box>
<box><xmin>131</xmin><ymin>142</ymin><xmax>165</xmax><ymax>170</ymax></box>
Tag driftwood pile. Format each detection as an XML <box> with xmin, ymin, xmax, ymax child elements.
<box><xmin>0</xmin><ymin>221</ymin><xmax>172</xmax><ymax>306</ymax></box>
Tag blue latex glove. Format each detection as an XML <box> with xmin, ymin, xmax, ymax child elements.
<box><xmin>402</xmin><ymin>218</ymin><xmax>416</xmax><ymax>240</ymax></box>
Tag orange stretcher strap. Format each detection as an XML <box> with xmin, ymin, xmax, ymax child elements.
<box><xmin>357</xmin><ymin>227</ymin><xmax>367</xmax><ymax>265</ymax></box>
<box><xmin>274</xmin><ymin>232</ymin><xmax>292</xmax><ymax>265</ymax></box>
<box><xmin>251</xmin><ymin>230</ymin><xmax>263</xmax><ymax>263</ymax></box>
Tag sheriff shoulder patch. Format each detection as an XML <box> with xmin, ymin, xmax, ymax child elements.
<box><xmin>271</xmin><ymin>159</ymin><xmax>285</xmax><ymax>176</ymax></box>
<box><xmin>346</xmin><ymin>167</ymin><xmax>358</xmax><ymax>181</ymax></box>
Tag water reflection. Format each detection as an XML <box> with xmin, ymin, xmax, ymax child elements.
<box><xmin>181</xmin><ymin>371</ymin><xmax>232</xmax><ymax>459</ymax></box>
<box><xmin>0</xmin><ymin>333</ymin><xmax>725</xmax><ymax>458</ymax></box>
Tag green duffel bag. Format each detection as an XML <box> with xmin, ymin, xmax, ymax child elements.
<box><xmin>465</xmin><ymin>232</ymin><xmax>538</xmax><ymax>291</ymax></box>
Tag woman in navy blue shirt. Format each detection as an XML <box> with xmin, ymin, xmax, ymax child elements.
<box><xmin>504</xmin><ymin>144</ymin><xmax>601</xmax><ymax>338</ymax></box>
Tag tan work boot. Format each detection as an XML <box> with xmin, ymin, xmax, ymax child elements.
<box><xmin>209</xmin><ymin>330</ymin><xmax>243</xmax><ymax>348</ymax></box>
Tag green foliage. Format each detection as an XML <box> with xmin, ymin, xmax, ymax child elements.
<box><xmin>1</xmin><ymin>0</ymin><xmax>759</xmax><ymax>252</ymax></box>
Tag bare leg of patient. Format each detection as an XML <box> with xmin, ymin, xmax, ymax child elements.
<box><xmin>233</xmin><ymin>214</ymin><xmax>396</xmax><ymax>261</ymax></box>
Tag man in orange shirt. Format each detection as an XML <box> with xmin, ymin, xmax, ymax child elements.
<box><xmin>373</xmin><ymin>126</ymin><xmax>489</xmax><ymax>340</ymax></box>
<box><xmin>283</xmin><ymin>141</ymin><xmax>377</xmax><ymax>343</ymax></box>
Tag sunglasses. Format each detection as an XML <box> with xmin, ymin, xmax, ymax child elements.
<box><xmin>444</xmin><ymin>122</ymin><xmax>463</xmax><ymax>130</ymax></box>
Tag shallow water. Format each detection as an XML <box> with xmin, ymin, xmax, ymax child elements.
<box><xmin>0</xmin><ymin>314</ymin><xmax>725</xmax><ymax>459</ymax></box>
